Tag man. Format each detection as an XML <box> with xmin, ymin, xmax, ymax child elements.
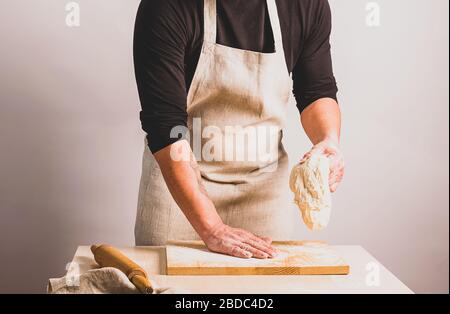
<box><xmin>133</xmin><ymin>0</ymin><xmax>344</xmax><ymax>259</ymax></box>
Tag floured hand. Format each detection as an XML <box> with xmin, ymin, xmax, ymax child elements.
<box><xmin>300</xmin><ymin>139</ymin><xmax>345</xmax><ymax>193</ymax></box>
<box><xmin>202</xmin><ymin>223</ymin><xmax>277</xmax><ymax>259</ymax></box>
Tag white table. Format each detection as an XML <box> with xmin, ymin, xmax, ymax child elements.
<box><xmin>69</xmin><ymin>245</ymin><xmax>413</xmax><ymax>294</ymax></box>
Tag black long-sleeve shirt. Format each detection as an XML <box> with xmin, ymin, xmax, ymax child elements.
<box><xmin>134</xmin><ymin>0</ymin><xmax>338</xmax><ymax>153</ymax></box>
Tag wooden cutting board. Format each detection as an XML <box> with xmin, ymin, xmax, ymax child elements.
<box><xmin>166</xmin><ymin>241</ymin><xmax>350</xmax><ymax>275</ymax></box>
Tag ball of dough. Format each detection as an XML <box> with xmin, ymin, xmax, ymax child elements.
<box><xmin>289</xmin><ymin>154</ymin><xmax>332</xmax><ymax>231</ymax></box>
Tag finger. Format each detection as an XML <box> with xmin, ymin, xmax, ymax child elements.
<box><xmin>330</xmin><ymin>172</ymin><xmax>344</xmax><ymax>192</ymax></box>
<box><xmin>244</xmin><ymin>238</ymin><xmax>277</xmax><ymax>258</ymax></box>
<box><xmin>328</xmin><ymin>155</ymin><xmax>343</xmax><ymax>171</ymax></box>
<box><xmin>328</xmin><ymin>168</ymin><xmax>339</xmax><ymax>184</ymax></box>
<box><xmin>301</xmin><ymin>145</ymin><xmax>329</xmax><ymax>163</ymax></box>
<box><xmin>236</xmin><ymin>231</ymin><xmax>277</xmax><ymax>257</ymax></box>
<box><xmin>251</xmin><ymin>233</ymin><xmax>272</xmax><ymax>245</ymax></box>
<box><xmin>252</xmin><ymin>235</ymin><xmax>277</xmax><ymax>255</ymax></box>
<box><xmin>323</xmin><ymin>146</ymin><xmax>339</xmax><ymax>156</ymax></box>
<box><xmin>328</xmin><ymin>172</ymin><xmax>339</xmax><ymax>186</ymax></box>
<box><xmin>300</xmin><ymin>153</ymin><xmax>311</xmax><ymax>163</ymax></box>
<box><xmin>236</xmin><ymin>231</ymin><xmax>273</xmax><ymax>249</ymax></box>
<box><xmin>301</xmin><ymin>148</ymin><xmax>317</xmax><ymax>161</ymax></box>
<box><xmin>330</xmin><ymin>183</ymin><xmax>339</xmax><ymax>193</ymax></box>
<box><xmin>329</xmin><ymin>170</ymin><xmax>343</xmax><ymax>188</ymax></box>
<box><xmin>229</xmin><ymin>246</ymin><xmax>253</xmax><ymax>259</ymax></box>
<box><xmin>328</xmin><ymin>163</ymin><xmax>344</xmax><ymax>183</ymax></box>
<box><xmin>258</xmin><ymin>235</ymin><xmax>272</xmax><ymax>245</ymax></box>
<box><xmin>329</xmin><ymin>177</ymin><xmax>337</xmax><ymax>188</ymax></box>
<box><xmin>238</xmin><ymin>242</ymin><xmax>269</xmax><ymax>259</ymax></box>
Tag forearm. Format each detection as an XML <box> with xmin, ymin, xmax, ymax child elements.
<box><xmin>300</xmin><ymin>97</ymin><xmax>341</xmax><ymax>145</ymax></box>
<box><xmin>300</xmin><ymin>98</ymin><xmax>344</xmax><ymax>192</ymax></box>
<box><xmin>153</xmin><ymin>140</ymin><xmax>222</xmax><ymax>238</ymax></box>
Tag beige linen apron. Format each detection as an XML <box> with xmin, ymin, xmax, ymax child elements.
<box><xmin>135</xmin><ymin>0</ymin><xmax>297</xmax><ymax>245</ymax></box>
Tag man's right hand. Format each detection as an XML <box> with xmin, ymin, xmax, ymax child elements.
<box><xmin>201</xmin><ymin>223</ymin><xmax>277</xmax><ymax>259</ymax></box>
<box><xmin>155</xmin><ymin>141</ymin><xmax>277</xmax><ymax>260</ymax></box>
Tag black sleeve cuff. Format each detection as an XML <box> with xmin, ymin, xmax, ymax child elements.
<box><xmin>295</xmin><ymin>83</ymin><xmax>339</xmax><ymax>114</ymax></box>
<box><xmin>140</xmin><ymin>111</ymin><xmax>188</xmax><ymax>154</ymax></box>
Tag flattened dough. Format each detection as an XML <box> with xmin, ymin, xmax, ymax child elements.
<box><xmin>289</xmin><ymin>155</ymin><xmax>332</xmax><ymax>231</ymax></box>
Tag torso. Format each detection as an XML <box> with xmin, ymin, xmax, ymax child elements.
<box><xmin>134</xmin><ymin>0</ymin><xmax>337</xmax><ymax>153</ymax></box>
<box><xmin>181</xmin><ymin>0</ymin><xmax>312</xmax><ymax>91</ymax></box>
<box><xmin>135</xmin><ymin>0</ymin><xmax>301</xmax><ymax>245</ymax></box>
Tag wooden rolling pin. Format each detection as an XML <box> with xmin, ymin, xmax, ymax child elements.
<box><xmin>90</xmin><ymin>244</ymin><xmax>153</xmax><ymax>294</ymax></box>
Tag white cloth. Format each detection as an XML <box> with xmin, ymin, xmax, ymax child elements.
<box><xmin>47</xmin><ymin>267</ymin><xmax>187</xmax><ymax>294</ymax></box>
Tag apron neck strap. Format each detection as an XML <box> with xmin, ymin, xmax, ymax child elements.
<box><xmin>203</xmin><ymin>0</ymin><xmax>284</xmax><ymax>52</ymax></box>
<box><xmin>266</xmin><ymin>0</ymin><xmax>284</xmax><ymax>52</ymax></box>
<box><xmin>204</xmin><ymin>0</ymin><xmax>217</xmax><ymax>43</ymax></box>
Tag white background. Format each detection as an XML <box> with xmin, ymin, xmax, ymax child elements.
<box><xmin>0</xmin><ymin>0</ymin><xmax>448</xmax><ymax>293</ymax></box>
